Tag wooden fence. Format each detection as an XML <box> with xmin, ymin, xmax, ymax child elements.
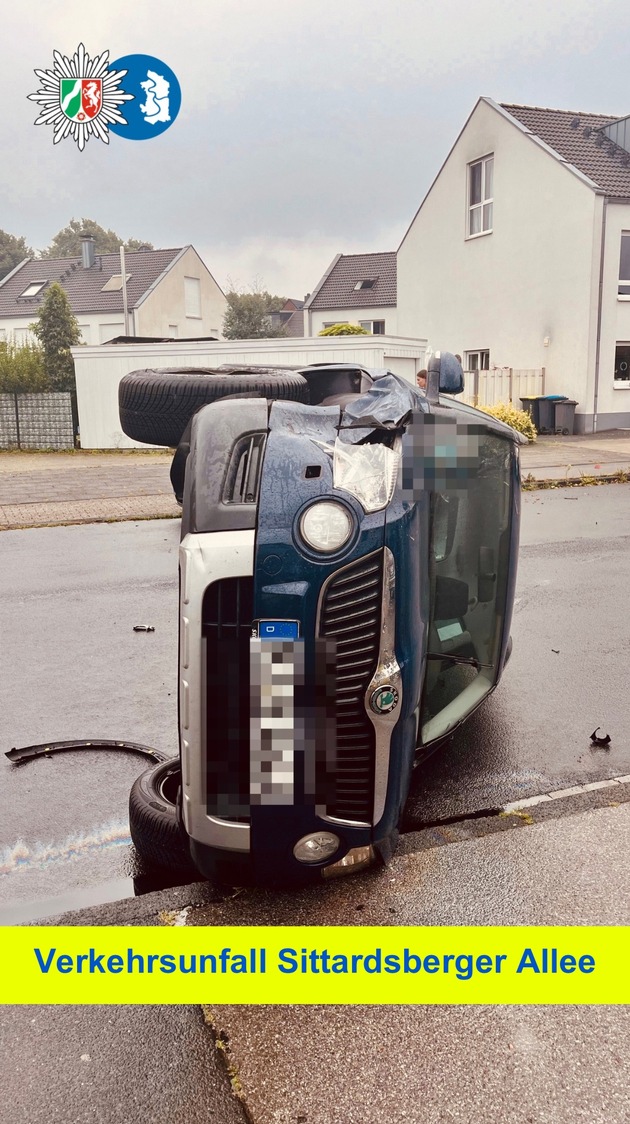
<box><xmin>460</xmin><ymin>368</ymin><xmax>545</xmax><ymax>408</ymax></box>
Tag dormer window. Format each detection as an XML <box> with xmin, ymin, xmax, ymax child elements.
<box><xmin>468</xmin><ymin>155</ymin><xmax>494</xmax><ymax>236</ymax></box>
<box><xmin>19</xmin><ymin>280</ymin><xmax>47</xmax><ymax>298</ymax></box>
<box><xmin>353</xmin><ymin>278</ymin><xmax>377</xmax><ymax>290</ymax></box>
<box><xmin>101</xmin><ymin>273</ymin><xmax>131</xmax><ymax>292</ymax></box>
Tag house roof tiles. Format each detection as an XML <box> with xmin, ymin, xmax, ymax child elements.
<box><xmin>500</xmin><ymin>103</ymin><xmax>630</xmax><ymax>197</ymax></box>
<box><xmin>0</xmin><ymin>247</ymin><xmax>185</xmax><ymax>318</ymax></box>
<box><xmin>307</xmin><ymin>251</ymin><xmax>396</xmax><ymax>310</ymax></box>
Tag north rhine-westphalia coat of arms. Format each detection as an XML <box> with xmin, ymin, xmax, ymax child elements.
<box><xmin>28</xmin><ymin>44</ymin><xmax>133</xmax><ymax>150</ymax></box>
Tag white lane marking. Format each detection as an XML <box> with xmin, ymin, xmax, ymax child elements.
<box><xmin>503</xmin><ymin>775</ymin><xmax>628</xmax><ymax>813</ymax></box>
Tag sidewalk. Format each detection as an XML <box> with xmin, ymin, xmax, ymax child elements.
<box><xmin>521</xmin><ymin>430</ymin><xmax>630</xmax><ymax>482</ymax></box>
<box><xmin>1</xmin><ymin>431</ymin><xmax>630</xmax><ymax>530</ymax></box>
<box><xmin>0</xmin><ymin>451</ymin><xmax>179</xmax><ymax>530</ymax></box>
<box><xmin>4</xmin><ymin>792</ymin><xmax>630</xmax><ymax>1124</ymax></box>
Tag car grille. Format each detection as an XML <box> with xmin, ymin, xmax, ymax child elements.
<box><xmin>318</xmin><ymin>552</ymin><xmax>383</xmax><ymax>823</ymax></box>
<box><xmin>202</xmin><ymin>553</ymin><xmax>383</xmax><ymax>826</ymax></box>
<box><xmin>202</xmin><ymin>576</ymin><xmax>253</xmax><ymax>821</ymax></box>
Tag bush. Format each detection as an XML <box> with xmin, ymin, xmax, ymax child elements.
<box><xmin>0</xmin><ymin>340</ymin><xmax>50</xmax><ymax>393</ymax></box>
<box><xmin>318</xmin><ymin>323</ymin><xmax>370</xmax><ymax>336</ymax></box>
<box><xmin>479</xmin><ymin>402</ymin><xmax>537</xmax><ymax>442</ymax></box>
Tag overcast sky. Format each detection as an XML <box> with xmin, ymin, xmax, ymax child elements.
<box><xmin>3</xmin><ymin>0</ymin><xmax>630</xmax><ymax>297</ymax></box>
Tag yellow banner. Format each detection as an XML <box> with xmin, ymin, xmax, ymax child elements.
<box><xmin>1</xmin><ymin>926</ymin><xmax>627</xmax><ymax>1004</ymax></box>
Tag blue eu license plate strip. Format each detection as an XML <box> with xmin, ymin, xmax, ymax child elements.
<box><xmin>258</xmin><ymin>620</ymin><xmax>300</xmax><ymax>640</ymax></box>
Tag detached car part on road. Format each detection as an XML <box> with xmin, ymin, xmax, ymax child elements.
<box><xmin>121</xmin><ymin>357</ymin><xmax>523</xmax><ymax>885</ymax></box>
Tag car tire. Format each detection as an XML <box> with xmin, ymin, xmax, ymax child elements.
<box><xmin>119</xmin><ymin>368</ymin><xmax>310</xmax><ymax>448</ymax></box>
<box><xmin>128</xmin><ymin>758</ymin><xmax>196</xmax><ymax>872</ymax></box>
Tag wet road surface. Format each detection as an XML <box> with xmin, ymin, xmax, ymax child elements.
<box><xmin>0</xmin><ymin>485</ymin><xmax>628</xmax><ymax>915</ymax></box>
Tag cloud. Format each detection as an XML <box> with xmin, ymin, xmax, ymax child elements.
<box><xmin>2</xmin><ymin>0</ymin><xmax>629</xmax><ymax>292</ymax></box>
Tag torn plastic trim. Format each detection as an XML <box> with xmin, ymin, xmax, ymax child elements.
<box><xmin>5</xmin><ymin>739</ymin><xmax>171</xmax><ymax>767</ymax></box>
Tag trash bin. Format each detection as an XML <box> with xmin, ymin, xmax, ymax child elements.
<box><xmin>553</xmin><ymin>399</ymin><xmax>578</xmax><ymax>435</ymax></box>
<box><xmin>520</xmin><ymin>395</ymin><xmax>567</xmax><ymax>434</ymax></box>
<box><xmin>520</xmin><ymin>396</ymin><xmax>541</xmax><ymax>430</ymax></box>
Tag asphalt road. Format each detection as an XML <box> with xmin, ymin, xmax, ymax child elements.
<box><xmin>1</xmin><ymin>485</ymin><xmax>629</xmax><ymax>916</ymax></box>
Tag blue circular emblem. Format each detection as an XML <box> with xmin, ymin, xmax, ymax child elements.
<box><xmin>108</xmin><ymin>54</ymin><xmax>181</xmax><ymax>140</ymax></box>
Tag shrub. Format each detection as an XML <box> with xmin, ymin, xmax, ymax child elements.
<box><xmin>479</xmin><ymin>402</ymin><xmax>537</xmax><ymax>442</ymax></box>
<box><xmin>318</xmin><ymin>323</ymin><xmax>370</xmax><ymax>336</ymax></box>
<box><xmin>0</xmin><ymin>339</ymin><xmax>50</xmax><ymax>393</ymax></box>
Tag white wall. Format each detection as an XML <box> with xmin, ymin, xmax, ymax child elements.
<box><xmin>72</xmin><ymin>335</ymin><xmax>427</xmax><ymax>448</ymax></box>
<box><xmin>308</xmin><ymin>305</ymin><xmax>398</xmax><ymax>337</ymax></box>
<box><xmin>397</xmin><ymin>99</ymin><xmax>598</xmax><ymax>426</ymax></box>
<box><xmin>135</xmin><ymin>247</ymin><xmax>226</xmax><ymax>339</ymax></box>
<box><xmin>595</xmin><ymin>201</ymin><xmax>630</xmax><ymax>428</ymax></box>
<box><xmin>0</xmin><ymin>313</ymin><xmax>127</xmax><ymax>346</ymax></box>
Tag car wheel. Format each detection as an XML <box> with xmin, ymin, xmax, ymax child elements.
<box><xmin>119</xmin><ymin>368</ymin><xmax>309</xmax><ymax>448</ymax></box>
<box><xmin>129</xmin><ymin>758</ymin><xmax>196</xmax><ymax>872</ymax></box>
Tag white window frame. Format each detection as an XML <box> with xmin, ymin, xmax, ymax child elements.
<box><xmin>101</xmin><ymin>273</ymin><xmax>131</xmax><ymax>292</ymax></box>
<box><xmin>614</xmin><ymin>342</ymin><xmax>630</xmax><ymax>387</ymax></box>
<box><xmin>618</xmin><ymin>233</ymin><xmax>630</xmax><ymax>299</ymax></box>
<box><xmin>358</xmin><ymin>319</ymin><xmax>386</xmax><ymax>334</ymax></box>
<box><xmin>353</xmin><ymin>279</ymin><xmax>377</xmax><ymax>291</ymax></box>
<box><xmin>19</xmin><ymin>280</ymin><xmax>47</xmax><ymax>298</ymax></box>
<box><xmin>467</xmin><ymin>155</ymin><xmax>494</xmax><ymax>238</ymax></box>
<box><xmin>464</xmin><ymin>350</ymin><xmax>490</xmax><ymax>372</ymax></box>
<box><xmin>184</xmin><ymin>276</ymin><xmax>202</xmax><ymax>319</ymax></box>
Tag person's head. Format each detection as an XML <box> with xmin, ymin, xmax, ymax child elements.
<box><xmin>416</xmin><ymin>369</ymin><xmax>427</xmax><ymax>390</ymax></box>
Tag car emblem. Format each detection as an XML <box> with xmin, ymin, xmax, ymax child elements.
<box><xmin>370</xmin><ymin>684</ymin><xmax>399</xmax><ymax>714</ymax></box>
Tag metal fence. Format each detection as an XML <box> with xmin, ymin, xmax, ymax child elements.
<box><xmin>0</xmin><ymin>393</ymin><xmax>75</xmax><ymax>450</ymax></box>
<box><xmin>460</xmin><ymin>368</ymin><xmax>545</xmax><ymax>408</ymax></box>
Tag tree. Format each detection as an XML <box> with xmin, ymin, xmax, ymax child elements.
<box><xmin>222</xmin><ymin>289</ymin><xmax>288</xmax><ymax>340</ymax></box>
<box><xmin>30</xmin><ymin>283</ymin><xmax>81</xmax><ymax>392</ymax></box>
<box><xmin>0</xmin><ymin>229</ymin><xmax>33</xmax><ymax>282</ymax></box>
<box><xmin>318</xmin><ymin>323</ymin><xmax>370</xmax><ymax>336</ymax></box>
<box><xmin>41</xmin><ymin>218</ymin><xmax>154</xmax><ymax>258</ymax></box>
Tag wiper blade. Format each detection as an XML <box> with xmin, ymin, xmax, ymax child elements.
<box><xmin>426</xmin><ymin>653</ymin><xmax>492</xmax><ymax>670</ymax></box>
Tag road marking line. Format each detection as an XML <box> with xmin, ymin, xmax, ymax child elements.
<box><xmin>503</xmin><ymin>775</ymin><xmax>628</xmax><ymax>813</ymax></box>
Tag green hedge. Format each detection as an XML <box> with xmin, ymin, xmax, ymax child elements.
<box><xmin>0</xmin><ymin>340</ymin><xmax>50</xmax><ymax>393</ymax></box>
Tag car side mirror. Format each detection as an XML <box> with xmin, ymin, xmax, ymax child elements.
<box><xmin>426</xmin><ymin>352</ymin><xmax>465</xmax><ymax>401</ymax></box>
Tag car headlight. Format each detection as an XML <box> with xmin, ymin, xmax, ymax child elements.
<box><xmin>299</xmin><ymin>501</ymin><xmax>354</xmax><ymax>553</ymax></box>
<box><xmin>333</xmin><ymin>440</ymin><xmax>400</xmax><ymax>513</ymax></box>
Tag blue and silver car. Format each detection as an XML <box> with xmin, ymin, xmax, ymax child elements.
<box><xmin>161</xmin><ymin>354</ymin><xmax>522</xmax><ymax>885</ymax></box>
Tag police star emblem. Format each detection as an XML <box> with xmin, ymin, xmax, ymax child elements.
<box><xmin>28</xmin><ymin>44</ymin><xmax>133</xmax><ymax>150</ymax></box>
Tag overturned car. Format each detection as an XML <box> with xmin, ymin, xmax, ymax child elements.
<box><xmin>120</xmin><ymin>356</ymin><xmax>523</xmax><ymax>885</ymax></box>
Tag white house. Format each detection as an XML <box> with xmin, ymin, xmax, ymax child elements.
<box><xmin>397</xmin><ymin>98</ymin><xmax>630</xmax><ymax>432</ymax></box>
<box><xmin>304</xmin><ymin>252</ymin><xmax>397</xmax><ymax>337</ymax></box>
<box><xmin>0</xmin><ymin>239</ymin><xmax>227</xmax><ymax>345</ymax></box>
